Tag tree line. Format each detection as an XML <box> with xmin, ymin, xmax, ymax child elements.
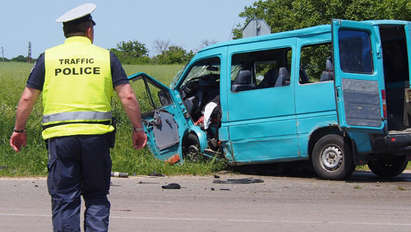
<box><xmin>2</xmin><ymin>39</ymin><xmax>216</xmax><ymax>65</ymax></box>
<box><xmin>109</xmin><ymin>40</ymin><xmax>197</xmax><ymax>65</ymax></box>
<box><xmin>1</xmin><ymin>55</ymin><xmax>30</xmax><ymax>63</ymax></box>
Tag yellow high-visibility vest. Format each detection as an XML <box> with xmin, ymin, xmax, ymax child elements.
<box><xmin>42</xmin><ymin>36</ymin><xmax>114</xmax><ymax>139</ymax></box>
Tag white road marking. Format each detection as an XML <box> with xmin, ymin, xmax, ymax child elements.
<box><xmin>1</xmin><ymin>212</ymin><xmax>411</xmax><ymax>227</ymax></box>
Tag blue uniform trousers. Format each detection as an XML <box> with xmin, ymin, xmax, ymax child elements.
<box><xmin>47</xmin><ymin>134</ymin><xmax>112</xmax><ymax>232</ymax></box>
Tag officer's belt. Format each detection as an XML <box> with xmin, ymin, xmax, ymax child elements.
<box><xmin>42</xmin><ymin>111</ymin><xmax>112</xmax><ymax>124</ymax></box>
<box><xmin>42</xmin><ymin>120</ymin><xmax>111</xmax><ymax>130</ymax></box>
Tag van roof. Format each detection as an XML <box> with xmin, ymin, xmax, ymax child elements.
<box><xmin>199</xmin><ymin>19</ymin><xmax>409</xmax><ymax>54</ymax></box>
<box><xmin>200</xmin><ymin>24</ymin><xmax>331</xmax><ymax>53</ymax></box>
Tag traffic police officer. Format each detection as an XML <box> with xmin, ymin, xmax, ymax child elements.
<box><xmin>9</xmin><ymin>3</ymin><xmax>147</xmax><ymax>232</ymax></box>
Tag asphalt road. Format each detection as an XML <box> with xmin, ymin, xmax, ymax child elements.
<box><xmin>1</xmin><ymin>171</ymin><xmax>411</xmax><ymax>232</ymax></box>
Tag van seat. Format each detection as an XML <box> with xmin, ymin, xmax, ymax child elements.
<box><xmin>300</xmin><ymin>68</ymin><xmax>309</xmax><ymax>84</ymax></box>
<box><xmin>231</xmin><ymin>70</ymin><xmax>255</xmax><ymax>91</ymax></box>
<box><xmin>258</xmin><ymin>68</ymin><xmax>277</xmax><ymax>88</ymax></box>
<box><xmin>275</xmin><ymin>67</ymin><xmax>290</xmax><ymax>87</ymax></box>
<box><xmin>320</xmin><ymin>59</ymin><xmax>334</xmax><ymax>81</ymax></box>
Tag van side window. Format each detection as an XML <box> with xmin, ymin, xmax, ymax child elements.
<box><xmin>231</xmin><ymin>48</ymin><xmax>292</xmax><ymax>92</ymax></box>
<box><xmin>299</xmin><ymin>43</ymin><xmax>333</xmax><ymax>84</ymax></box>
<box><xmin>338</xmin><ymin>29</ymin><xmax>373</xmax><ymax>74</ymax></box>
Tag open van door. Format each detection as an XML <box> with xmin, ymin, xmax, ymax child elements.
<box><xmin>128</xmin><ymin>72</ymin><xmax>184</xmax><ymax>162</ymax></box>
<box><xmin>332</xmin><ymin>19</ymin><xmax>385</xmax><ymax>132</ymax></box>
<box><xmin>406</xmin><ymin>22</ymin><xmax>411</xmax><ymax>88</ymax></box>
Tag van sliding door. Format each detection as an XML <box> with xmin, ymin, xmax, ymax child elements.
<box><xmin>332</xmin><ymin>19</ymin><xmax>385</xmax><ymax>132</ymax></box>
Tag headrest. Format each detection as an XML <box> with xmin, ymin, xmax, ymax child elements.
<box><xmin>326</xmin><ymin>59</ymin><xmax>334</xmax><ymax>72</ymax></box>
<box><xmin>235</xmin><ymin>70</ymin><xmax>252</xmax><ymax>84</ymax></box>
<box><xmin>278</xmin><ymin>67</ymin><xmax>289</xmax><ymax>77</ymax></box>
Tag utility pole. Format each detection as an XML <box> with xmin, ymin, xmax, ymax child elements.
<box><xmin>1</xmin><ymin>46</ymin><xmax>4</xmax><ymax>62</ymax></box>
<box><xmin>27</xmin><ymin>41</ymin><xmax>32</xmax><ymax>63</ymax></box>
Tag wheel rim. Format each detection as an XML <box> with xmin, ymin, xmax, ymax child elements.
<box><xmin>320</xmin><ymin>145</ymin><xmax>343</xmax><ymax>171</ymax></box>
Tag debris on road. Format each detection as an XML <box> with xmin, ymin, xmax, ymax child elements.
<box><xmin>118</xmin><ymin>209</ymin><xmax>132</xmax><ymax>212</ymax></box>
<box><xmin>138</xmin><ymin>181</ymin><xmax>159</xmax><ymax>185</ymax></box>
<box><xmin>148</xmin><ymin>171</ymin><xmax>165</xmax><ymax>177</ymax></box>
<box><xmin>165</xmin><ymin>154</ymin><xmax>180</xmax><ymax>165</ymax></box>
<box><xmin>161</xmin><ymin>183</ymin><xmax>181</xmax><ymax>189</ymax></box>
<box><xmin>111</xmin><ymin>172</ymin><xmax>128</xmax><ymax>178</ymax></box>
<box><xmin>213</xmin><ymin>178</ymin><xmax>264</xmax><ymax>184</ymax></box>
<box><xmin>211</xmin><ymin>187</ymin><xmax>231</xmax><ymax>191</ymax></box>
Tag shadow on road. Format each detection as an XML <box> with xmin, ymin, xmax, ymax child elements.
<box><xmin>347</xmin><ymin>171</ymin><xmax>411</xmax><ymax>183</ymax></box>
<box><xmin>231</xmin><ymin>161</ymin><xmax>316</xmax><ymax>178</ymax></box>
<box><xmin>231</xmin><ymin>161</ymin><xmax>411</xmax><ymax>183</ymax></box>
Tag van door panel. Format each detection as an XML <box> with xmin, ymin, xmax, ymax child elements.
<box><xmin>342</xmin><ymin>79</ymin><xmax>382</xmax><ymax>127</ymax></box>
<box><xmin>295</xmin><ymin>82</ymin><xmax>338</xmax><ymax>158</ymax></box>
<box><xmin>226</xmin><ymin>41</ymin><xmax>298</xmax><ymax>162</ymax></box>
<box><xmin>152</xmin><ymin>110</ymin><xmax>180</xmax><ymax>150</ymax></box>
<box><xmin>128</xmin><ymin>72</ymin><xmax>185</xmax><ymax>161</ymax></box>
<box><xmin>296</xmin><ymin>82</ymin><xmax>335</xmax><ymax>114</ymax></box>
<box><xmin>227</xmin><ymin>89</ymin><xmax>298</xmax><ymax>162</ymax></box>
<box><xmin>231</xmin><ymin>134</ymin><xmax>298</xmax><ymax>162</ymax></box>
<box><xmin>332</xmin><ymin>19</ymin><xmax>384</xmax><ymax>132</ymax></box>
<box><xmin>143</xmin><ymin>106</ymin><xmax>182</xmax><ymax>159</ymax></box>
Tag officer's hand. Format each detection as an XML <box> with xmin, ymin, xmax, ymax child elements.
<box><xmin>10</xmin><ymin>132</ymin><xmax>27</xmax><ymax>152</ymax></box>
<box><xmin>133</xmin><ymin>131</ymin><xmax>147</xmax><ymax>150</ymax></box>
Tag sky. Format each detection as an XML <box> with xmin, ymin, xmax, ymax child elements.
<box><xmin>0</xmin><ymin>0</ymin><xmax>257</xmax><ymax>59</ymax></box>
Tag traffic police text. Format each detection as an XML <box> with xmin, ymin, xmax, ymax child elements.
<box><xmin>55</xmin><ymin>57</ymin><xmax>101</xmax><ymax>76</ymax></box>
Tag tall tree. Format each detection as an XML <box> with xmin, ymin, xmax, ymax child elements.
<box><xmin>110</xmin><ymin>40</ymin><xmax>149</xmax><ymax>64</ymax></box>
<box><xmin>233</xmin><ymin>0</ymin><xmax>411</xmax><ymax>38</ymax></box>
<box><xmin>112</xmin><ymin>40</ymin><xmax>148</xmax><ymax>57</ymax></box>
<box><xmin>154</xmin><ymin>46</ymin><xmax>194</xmax><ymax>64</ymax></box>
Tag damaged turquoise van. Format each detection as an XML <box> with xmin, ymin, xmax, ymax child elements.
<box><xmin>128</xmin><ymin>19</ymin><xmax>411</xmax><ymax>180</ymax></box>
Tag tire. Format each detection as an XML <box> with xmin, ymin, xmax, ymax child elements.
<box><xmin>367</xmin><ymin>155</ymin><xmax>408</xmax><ymax>178</ymax></box>
<box><xmin>311</xmin><ymin>134</ymin><xmax>354</xmax><ymax>180</ymax></box>
<box><xmin>182</xmin><ymin>133</ymin><xmax>203</xmax><ymax>162</ymax></box>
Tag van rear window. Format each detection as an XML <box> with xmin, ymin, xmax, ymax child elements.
<box><xmin>338</xmin><ymin>29</ymin><xmax>373</xmax><ymax>74</ymax></box>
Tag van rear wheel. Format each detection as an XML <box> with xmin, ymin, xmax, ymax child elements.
<box><xmin>367</xmin><ymin>155</ymin><xmax>408</xmax><ymax>178</ymax></box>
<box><xmin>312</xmin><ymin>134</ymin><xmax>354</xmax><ymax>180</ymax></box>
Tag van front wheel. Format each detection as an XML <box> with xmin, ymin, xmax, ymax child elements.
<box><xmin>367</xmin><ymin>155</ymin><xmax>408</xmax><ymax>178</ymax></box>
<box><xmin>312</xmin><ymin>134</ymin><xmax>354</xmax><ymax>180</ymax></box>
<box><xmin>182</xmin><ymin>133</ymin><xmax>203</xmax><ymax>162</ymax></box>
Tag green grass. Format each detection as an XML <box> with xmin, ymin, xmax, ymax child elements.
<box><xmin>0</xmin><ymin>62</ymin><xmax>226</xmax><ymax>177</ymax></box>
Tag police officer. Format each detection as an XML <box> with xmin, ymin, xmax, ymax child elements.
<box><xmin>9</xmin><ymin>3</ymin><xmax>147</xmax><ymax>232</ymax></box>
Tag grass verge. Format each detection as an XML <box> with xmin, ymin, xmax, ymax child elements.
<box><xmin>1</xmin><ymin>62</ymin><xmax>409</xmax><ymax>177</ymax></box>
